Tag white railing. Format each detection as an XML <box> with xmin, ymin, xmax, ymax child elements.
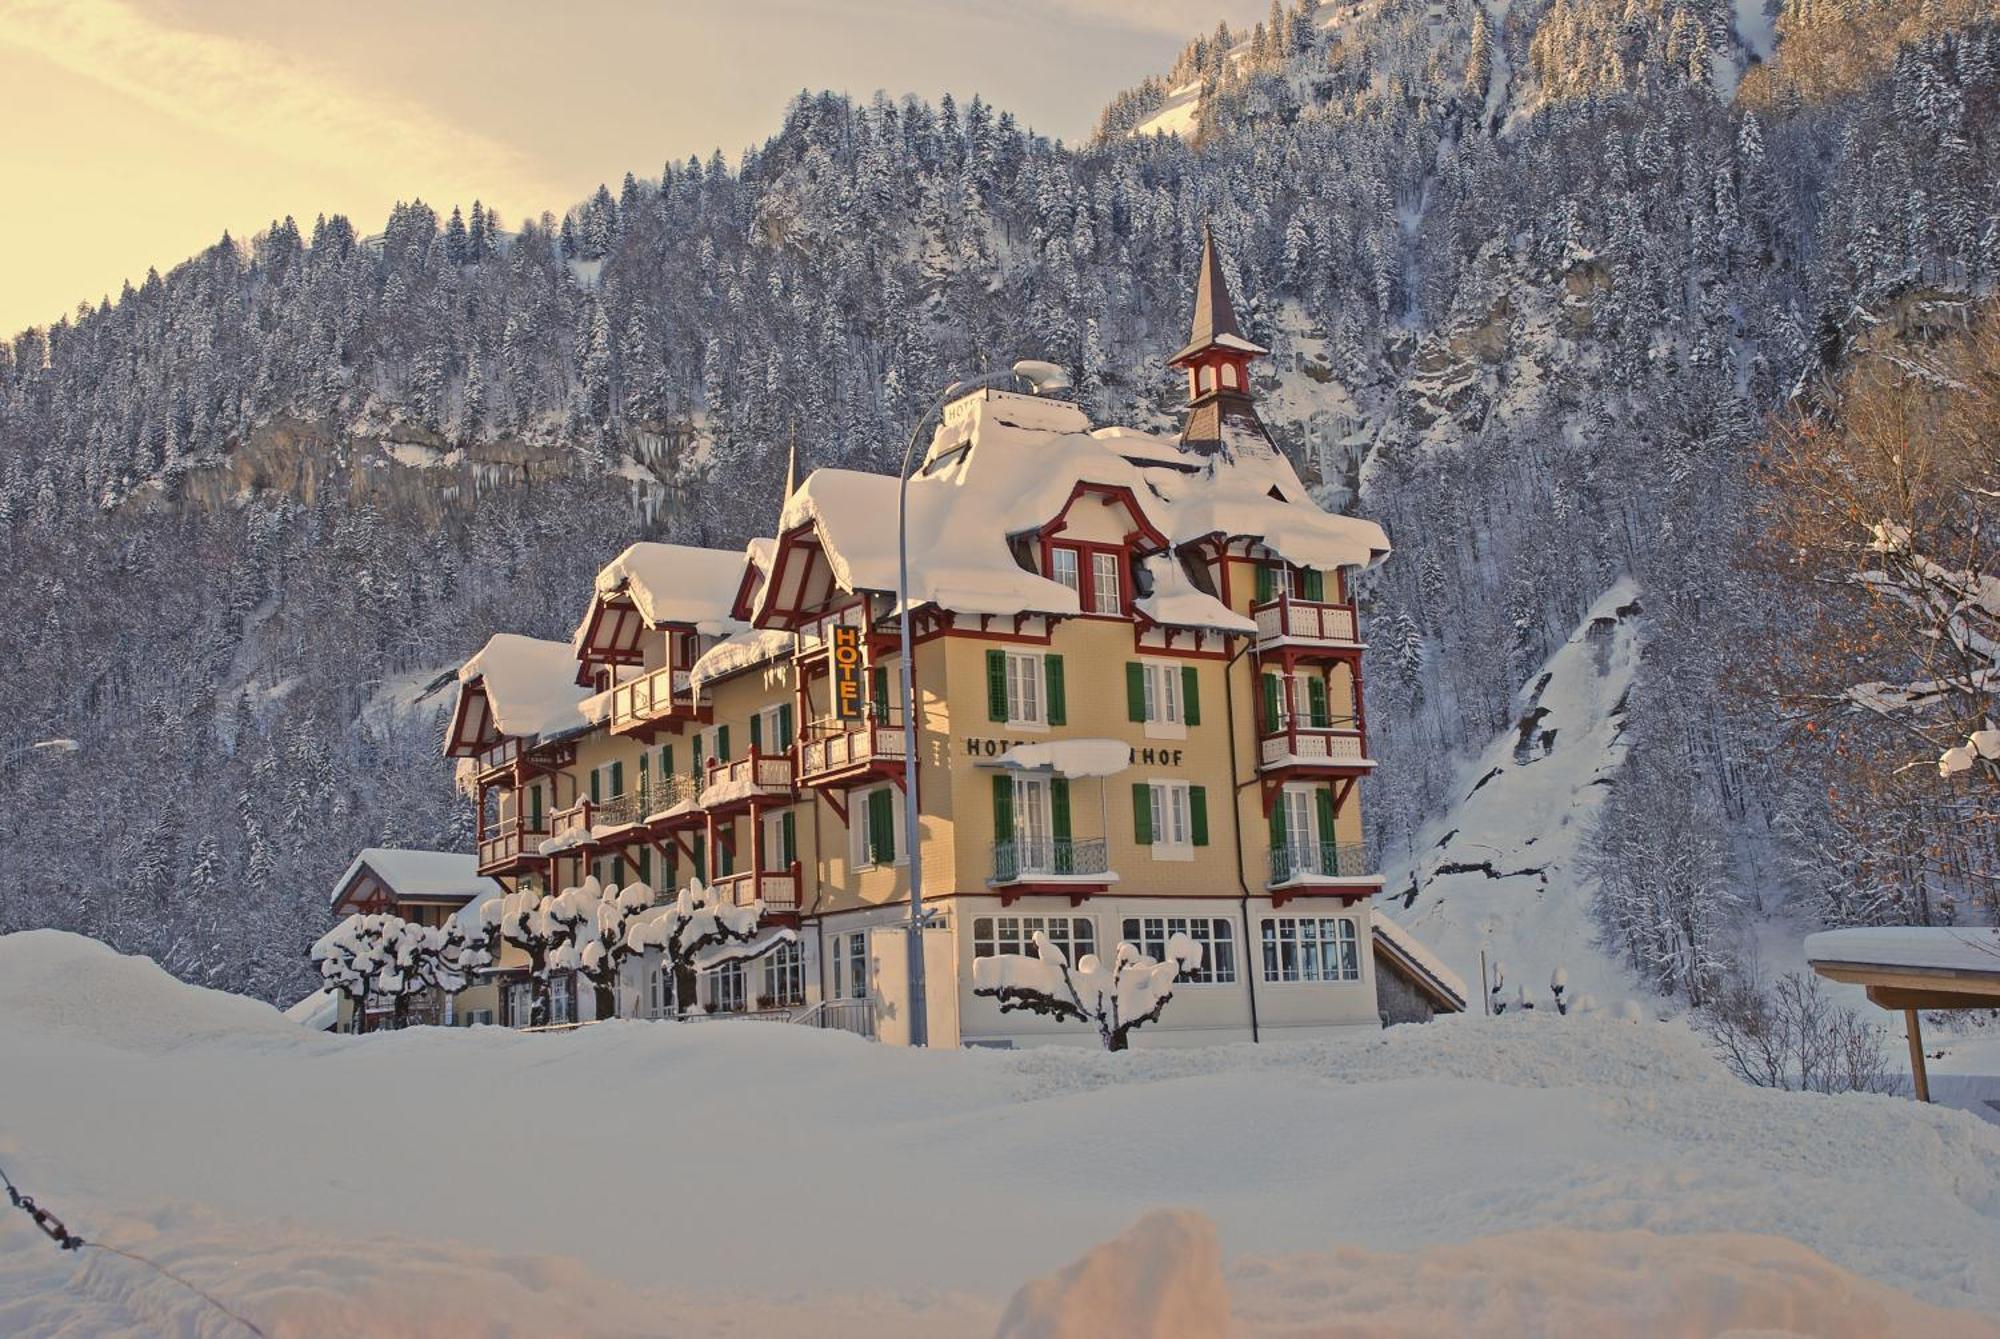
<box><xmin>476</xmin><ymin>738</ymin><xmax>523</xmax><ymax>776</ymax></box>
<box><xmin>795</xmin><ymin>603</ymin><xmax>868</xmax><ymax>652</ymax></box>
<box><xmin>703</xmin><ymin>751</ymin><xmax>796</xmax><ymax>798</ymax></box>
<box><xmin>711</xmin><ymin>867</ymin><xmax>801</xmax><ymax>911</ymax></box>
<box><xmin>1259</xmin><ymin>718</ymin><xmax>1368</xmax><ymax>767</ymax></box>
<box><xmin>798</xmin><ymin>722</ymin><xmax>906</xmax><ymax>780</ymax></box>
<box><xmin>477</xmin><ymin>815</ymin><xmax>548</xmax><ymax>870</ymax></box>
<box><xmin>610</xmin><ymin>665</ymin><xmax>692</xmax><ymax>729</ymax></box>
<box><xmin>1253</xmin><ymin>600</ymin><xmax>1359</xmax><ymax>646</ymax></box>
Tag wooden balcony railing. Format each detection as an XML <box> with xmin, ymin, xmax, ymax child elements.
<box><xmin>609</xmin><ymin>666</ymin><xmax>693</xmax><ymax>733</ymax></box>
<box><xmin>711</xmin><ymin>865</ymin><xmax>801</xmax><ymax>912</ymax></box>
<box><xmin>1253</xmin><ymin>599</ymin><xmax>1360</xmax><ymax>648</ymax></box>
<box><xmin>701</xmin><ymin>749</ymin><xmax>796</xmax><ymax>805</ymax></box>
<box><xmin>477</xmin><ymin>815</ymin><xmax>549</xmax><ymax>871</ymax></box>
<box><xmin>1259</xmin><ymin>715</ymin><xmax>1369</xmax><ymax>769</ymax></box>
<box><xmin>475</xmin><ymin>737</ymin><xmax>523</xmax><ymax>778</ymax></box>
<box><xmin>549</xmin><ymin>800</ymin><xmax>594</xmax><ymax>846</ymax></box>
<box><xmin>798</xmin><ymin>717</ymin><xmax>906</xmax><ymax>783</ymax></box>
<box><xmin>794</xmin><ymin>603</ymin><xmax>868</xmax><ymax>654</ymax></box>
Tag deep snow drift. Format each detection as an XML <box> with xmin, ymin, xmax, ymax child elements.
<box><xmin>3</xmin><ymin>931</ymin><xmax>1998</xmax><ymax>1337</ymax></box>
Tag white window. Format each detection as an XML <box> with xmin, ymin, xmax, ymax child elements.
<box><xmin>1005</xmin><ymin>651</ymin><xmax>1044</xmax><ymax>726</ymax></box>
<box><xmin>1122</xmin><ymin>916</ymin><xmax>1236</xmax><ymax>985</ymax></box>
<box><xmin>1091</xmin><ymin>552</ymin><xmax>1123</xmax><ymax>614</ymax></box>
<box><xmin>1050</xmin><ymin>547</ymin><xmax>1080</xmax><ymax>595</ymax></box>
<box><xmin>760</xmin><ymin>941</ymin><xmax>805</xmax><ymax>1007</ymax></box>
<box><xmin>1141</xmin><ymin>661</ymin><xmax>1185</xmax><ymax>735</ymax></box>
<box><xmin>1261</xmin><ymin>917</ymin><xmax>1361</xmax><ymax>983</ymax></box>
<box><xmin>1282</xmin><ymin>786</ymin><xmax>1320</xmax><ymax>863</ymax></box>
<box><xmin>832</xmin><ymin>931</ymin><xmax>869</xmax><ymax>1000</ymax></box>
<box><xmin>648</xmin><ymin>961</ymin><xmax>674</xmax><ymax>1017</ymax></box>
<box><xmin>973</xmin><ymin>915</ymin><xmax>1096</xmax><ymax>964</ymax></box>
<box><xmin>706</xmin><ymin>960</ymin><xmax>746</xmax><ymax>1012</ymax></box>
<box><xmin>1149</xmin><ymin>781</ymin><xmax>1194</xmax><ymax>856</ymax></box>
<box><xmin>549</xmin><ymin>972</ymin><xmax>574</xmax><ymax>1024</ymax></box>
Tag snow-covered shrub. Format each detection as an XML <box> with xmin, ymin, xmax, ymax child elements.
<box><xmin>1696</xmin><ymin>968</ymin><xmax>1893</xmax><ymax>1095</ymax></box>
<box><xmin>625</xmin><ymin>879</ymin><xmax>793</xmax><ymax>1017</ymax></box>
<box><xmin>1550</xmin><ymin>966</ymin><xmax>1570</xmax><ymax>1015</ymax></box>
<box><xmin>549</xmin><ymin>876</ymin><xmax>653</xmax><ymax>1020</ymax></box>
<box><xmin>1489</xmin><ymin>960</ymin><xmax>1508</xmax><ymax>1015</ymax></box>
<box><xmin>486</xmin><ymin>890</ymin><xmax>573</xmax><ymax>1028</ymax></box>
<box><xmin>972</xmin><ymin>931</ymin><xmax>1201</xmax><ymax>1052</ymax></box>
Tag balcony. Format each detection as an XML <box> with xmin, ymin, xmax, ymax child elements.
<box><xmin>474</xmin><ymin>737</ymin><xmax>523</xmax><ymax>781</ymax></box>
<box><xmin>711</xmin><ymin>866</ymin><xmax>801</xmax><ymax>913</ymax></box>
<box><xmin>699</xmin><ymin>749</ymin><xmax>797</xmax><ymax>812</ymax></box>
<box><xmin>609</xmin><ymin>666</ymin><xmax>695</xmax><ymax>738</ymax></box>
<box><xmin>798</xmin><ymin>714</ymin><xmax>905</xmax><ymax>787</ymax></box>
<box><xmin>641</xmin><ymin>775</ymin><xmax>703</xmax><ymax>825</ymax></box>
<box><xmin>991</xmin><ymin>837</ymin><xmax>1112</xmax><ymax>888</ymax></box>
<box><xmin>1253</xmin><ymin>599</ymin><xmax>1361</xmax><ymax>655</ymax></box>
<box><xmin>1268</xmin><ymin>841</ymin><xmax>1382</xmax><ymax>900</ymax></box>
<box><xmin>477</xmin><ymin>815</ymin><xmax>550</xmax><ymax>875</ymax></box>
<box><xmin>793</xmin><ymin>603</ymin><xmax>869</xmax><ymax>657</ymax></box>
<box><xmin>1258</xmin><ymin>715</ymin><xmax>1373</xmax><ymax>773</ymax></box>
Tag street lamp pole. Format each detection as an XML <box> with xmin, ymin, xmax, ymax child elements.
<box><xmin>895</xmin><ymin>362</ymin><xmax>1073</xmax><ymax>1048</ymax></box>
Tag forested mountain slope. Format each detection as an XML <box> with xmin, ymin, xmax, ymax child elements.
<box><xmin>2</xmin><ymin>0</ymin><xmax>1996</xmax><ymax>1001</ymax></box>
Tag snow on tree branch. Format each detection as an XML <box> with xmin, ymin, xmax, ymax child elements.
<box><xmin>624</xmin><ymin>879</ymin><xmax>794</xmax><ymax>1016</ymax></box>
<box><xmin>972</xmin><ymin>931</ymin><xmax>1201</xmax><ymax>1052</ymax></box>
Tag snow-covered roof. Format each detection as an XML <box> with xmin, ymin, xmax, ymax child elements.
<box><xmin>1805</xmin><ymin>927</ymin><xmax>2000</xmax><ymax>977</ymax></box>
<box><xmin>689</xmin><ymin>626</ymin><xmax>795</xmax><ymax>692</ymax></box>
<box><xmin>1373</xmin><ymin>916</ymin><xmax>1469</xmax><ymax>1011</ymax></box>
<box><xmin>1134</xmin><ymin>552</ymin><xmax>1255</xmax><ymax>633</ymax></box>
<box><xmin>457</xmin><ymin>634</ymin><xmax>595</xmax><ymax>741</ymax></box>
<box><xmin>594</xmin><ymin>542</ymin><xmax>749</xmax><ymax>635</ymax></box>
<box><xmin>770</xmin><ymin>387</ymin><xmax>1388</xmax><ymax>625</ymax></box>
<box><xmin>986</xmin><ymin>738</ymin><xmax>1134</xmax><ymax>779</ymax></box>
<box><xmin>283</xmin><ymin>988</ymin><xmax>340</xmax><ymax>1031</ymax></box>
<box><xmin>331</xmin><ymin>849</ymin><xmax>502</xmax><ymax>908</ymax></box>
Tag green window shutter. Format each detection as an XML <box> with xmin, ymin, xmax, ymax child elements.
<box><xmin>1303</xmin><ymin>568</ymin><xmax>1325</xmax><ymax>601</ymax></box>
<box><xmin>529</xmin><ymin>785</ymin><xmax>543</xmax><ymax>827</ymax></box>
<box><xmin>662</xmin><ymin>744</ymin><xmax>674</xmax><ymax>779</ymax></box>
<box><xmin>1126</xmin><ymin>662</ymin><xmax>1146</xmax><ymax>721</ymax></box>
<box><xmin>871</xmin><ymin>666</ymin><xmax>890</xmax><ymax>722</ymax></box>
<box><xmin>692</xmin><ymin>843</ymin><xmax>706</xmax><ymax>883</ymax></box>
<box><xmin>1181</xmin><ymin>666</ymin><xmax>1201</xmax><ymax>726</ymax></box>
<box><xmin>1132</xmin><ymin>783</ymin><xmax>1153</xmax><ymax>845</ymax></box>
<box><xmin>1308</xmin><ymin>676</ymin><xmax>1330</xmax><ymax>728</ymax></box>
<box><xmin>1315</xmin><ymin>788</ymin><xmax>1335</xmax><ymax>848</ymax></box>
<box><xmin>638</xmin><ymin>752</ymin><xmax>650</xmax><ymax>796</ymax></box>
<box><xmin>1269</xmin><ymin>802</ymin><xmax>1287</xmax><ymax>849</ymax></box>
<box><xmin>719</xmin><ymin>835</ymin><xmax>734</xmax><ymax>876</ymax></box>
<box><xmin>1262</xmin><ymin>676</ymin><xmax>1281</xmax><ymax>733</ymax></box>
<box><xmin>637</xmin><ymin>847</ymin><xmax>651</xmax><ymax>883</ymax></box>
<box><xmin>868</xmin><ymin>788</ymin><xmax>895</xmax><ymax>865</ymax></box>
<box><xmin>716</xmin><ymin>724</ymin><xmax>731</xmax><ymax>761</ymax></box>
<box><xmin>1045</xmin><ymin>654</ymin><xmax>1066</xmax><ymax>726</ymax></box>
<box><xmin>987</xmin><ymin>649</ymin><xmax>1009</xmax><ymax>722</ymax></box>
<box><xmin>689</xmin><ymin>738</ymin><xmax>702</xmax><ymax>779</ymax></box>
<box><xmin>613</xmin><ymin>856</ymin><xmax>626</xmax><ymax>884</ymax></box>
<box><xmin>1255</xmin><ymin>564</ymin><xmax>1274</xmax><ymax>603</ymax></box>
<box><xmin>1051</xmin><ymin>777</ymin><xmax>1071</xmax><ymax>843</ymax></box>
<box><xmin>749</xmin><ymin>713</ymin><xmax>763</xmax><ymax>753</ymax></box>
<box><xmin>610</xmin><ymin>761</ymin><xmax>624</xmax><ymax>796</ymax></box>
<box><xmin>781</xmin><ymin>811</ymin><xmax>796</xmax><ymax>866</ymax></box>
<box><xmin>590</xmin><ymin>769</ymin><xmax>602</xmax><ymax>803</ymax></box>
<box><xmin>992</xmin><ymin>775</ymin><xmax>1013</xmax><ymax>842</ymax></box>
<box><xmin>778</xmin><ymin>703</ymin><xmax>795</xmax><ymax>748</ymax></box>
<box><xmin>1189</xmin><ymin>786</ymin><xmax>1209</xmax><ymax>847</ymax></box>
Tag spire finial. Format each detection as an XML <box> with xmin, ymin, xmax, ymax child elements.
<box><xmin>783</xmin><ymin>421</ymin><xmax>799</xmax><ymax>501</ymax></box>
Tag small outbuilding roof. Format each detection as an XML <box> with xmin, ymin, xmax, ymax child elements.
<box><xmin>330</xmin><ymin>849</ymin><xmax>501</xmax><ymax>909</ymax></box>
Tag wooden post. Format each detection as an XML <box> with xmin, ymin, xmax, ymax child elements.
<box><xmin>1905</xmin><ymin>1008</ymin><xmax>1931</xmax><ymax>1103</ymax></box>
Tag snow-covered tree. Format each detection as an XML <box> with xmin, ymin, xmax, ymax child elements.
<box><xmin>625</xmin><ymin>879</ymin><xmax>792</xmax><ymax>1017</ymax></box>
<box><xmin>488</xmin><ymin>889</ymin><xmax>574</xmax><ymax>1028</ymax></box>
<box><xmin>310</xmin><ymin>912</ymin><xmax>431</xmax><ymax>1032</ymax></box>
<box><xmin>548</xmin><ymin>876</ymin><xmax>654</xmax><ymax>1019</ymax></box>
<box><xmin>424</xmin><ymin>916</ymin><xmax>497</xmax><ymax>1023</ymax></box>
<box><xmin>971</xmin><ymin>931</ymin><xmax>1201</xmax><ymax>1051</ymax></box>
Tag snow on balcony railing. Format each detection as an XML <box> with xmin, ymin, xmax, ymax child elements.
<box><xmin>711</xmin><ymin>866</ymin><xmax>801</xmax><ymax>912</ymax></box>
<box><xmin>798</xmin><ymin>717</ymin><xmax>906</xmax><ymax>781</ymax></box>
<box><xmin>1252</xmin><ymin>599</ymin><xmax>1359</xmax><ymax>647</ymax></box>
<box><xmin>1259</xmin><ymin>715</ymin><xmax>1369</xmax><ymax>768</ymax></box>
<box><xmin>991</xmin><ymin>837</ymin><xmax>1111</xmax><ymax>884</ymax></box>
<box><xmin>609</xmin><ymin>666</ymin><xmax>692</xmax><ymax>730</ymax></box>
<box><xmin>700</xmin><ymin>750</ymin><xmax>797</xmax><ymax>806</ymax></box>
<box><xmin>1268</xmin><ymin>840</ymin><xmax>1370</xmax><ymax>885</ymax></box>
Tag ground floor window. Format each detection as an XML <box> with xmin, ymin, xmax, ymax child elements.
<box><xmin>832</xmin><ymin>931</ymin><xmax>869</xmax><ymax>1000</ymax></box>
<box><xmin>1121</xmin><ymin>916</ymin><xmax>1236</xmax><ymax>984</ymax></box>
<box><xmin>505</xmin><ymin>983</ymin><xmax>531</xmax><ymax>1025</ymax></box>
<box><xmin>973</xmin><ymin>915</ymin><xmax>1096</xmax><ymax>965</ymax></box>
<box><xmin>549</xmin><ymin>971</ymin><xmax>575</xmax><ymax>1023</ymax></box>
<box><xmin>706</xmin><ymin>959</ymin><xmax>746</xmax><ymax>1013</ymax></box>
<box><xmin>1261</xmin><ymin>917</ymin><xmax>1361</xmax><ymax>984</ymax></box>
<box><xmin>648</xmin><ymin>962</ymin><xmax>674</xmax><ymax>1017</ymax></box>
<box><xmin>760</xmin><ymin>941</ymin><xmax>805</xmax><ymax>1008</ymax></box>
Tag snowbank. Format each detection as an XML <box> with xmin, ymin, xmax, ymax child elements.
<box><xmin>4</xmin><ymin>932</ymin><xmax>1998</xmax><ymax>1335</ymax></box>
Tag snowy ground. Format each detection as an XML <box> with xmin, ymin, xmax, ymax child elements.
<box><xmin>4</xmin><ymin>931</ymin><xmax>1999</xmax><ymax>1337</ymax></box>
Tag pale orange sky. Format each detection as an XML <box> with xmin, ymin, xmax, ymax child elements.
<box><xmin>1</xmin><ymin>0</ymin><xmax>1269</xmax><ymax>336</ymax></box>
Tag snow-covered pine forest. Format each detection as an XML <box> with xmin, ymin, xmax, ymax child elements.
<box><xmin>2</xmin><ymin>0</ymin><xmax>1997</xmax><ymax>1003</ymax></box>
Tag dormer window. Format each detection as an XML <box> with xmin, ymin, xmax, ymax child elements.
<box><xmin>1047</xmin><ymin>542</ymin><xmax>1129</xmax><ymax>618</ymax></box>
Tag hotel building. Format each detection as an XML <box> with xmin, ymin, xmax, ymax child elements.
<box><xmin>444</xmin><ymin>229</ymin><xmax>1463</xmax><ymax>1044</ymax></box>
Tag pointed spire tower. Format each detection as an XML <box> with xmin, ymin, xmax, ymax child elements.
<box><xmin>1170</xmin><ymin>222</ymin><xmax>1273</xmax><ymax>460</ymax></box>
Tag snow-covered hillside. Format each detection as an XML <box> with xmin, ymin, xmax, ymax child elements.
<box><xmin>1381</xmin><ymin>580</ymin><xmax>1643</xmax><ymax>1010</ymax></box>
<box><xmin>4</xmin><ymin>931</ymin><xmax>1999</xmax><ymax>1336</ymax></box>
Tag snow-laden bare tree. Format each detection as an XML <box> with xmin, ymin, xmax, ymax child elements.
<box><xmin>486</xmin><ymin>890</ymin><xmax>574</xmax><ymax>1027</ymax></box>
<box><xmin>971</xmin><ymin>931</ymin><xmax>1202</xmax><ymax>1051</ymax></box>
<box><xmin>624</xmin><ymin>879</ymin><xmax>791</xmax><ymax>1017</ymax></box>
<box><xmin>310</xmin><ymin>912</ymin><xmax>432</xmax><ymax>1032</ymax></box>
<box><xmin>423</xmin><ymin>916</ymin><xmax>497</xmax><ymax>1023</ymax></box>
<box><xmin>548</xmin><ymin>876</ymin><xmax>654</xmax><ymax>1020</ymax></box>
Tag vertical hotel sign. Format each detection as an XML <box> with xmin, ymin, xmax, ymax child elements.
<box><xmin>832</xmin><ymin>624</ymin><xmax>865</xmax><ymax>721</ymax></box>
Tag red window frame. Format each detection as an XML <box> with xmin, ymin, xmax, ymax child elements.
<box><xmin>1045</xmin><ymin>540</ymin><xmax>1131</xmax><ymax>618</ymax></box>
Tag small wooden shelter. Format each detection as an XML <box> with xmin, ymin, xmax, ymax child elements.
<box><xmin>1806</xmin><ymin>927</ymin><xmax>2000</xmax><ymax>1103</ymax></box>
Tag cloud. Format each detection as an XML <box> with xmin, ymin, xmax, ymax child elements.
<box><xmin>1036</xmin><ymin>0</ymin><xmax>1273</xmax><ymax>37</ymax></box>
<box><xmin>0</xmin><ymin>0</ymin><xmax>558</xmax><ymax>216</ymax></box>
